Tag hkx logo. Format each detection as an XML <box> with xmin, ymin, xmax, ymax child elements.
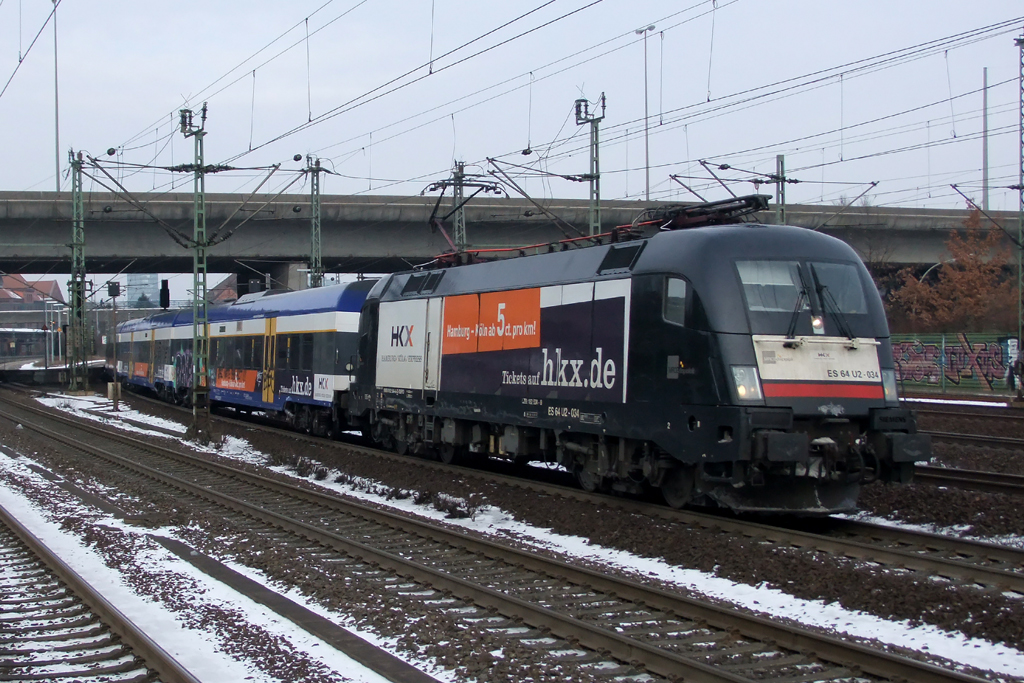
<box><xmin>391</xmin><ymin>325</ymin><xmax>415</xmax><ymax>347</ymax></box>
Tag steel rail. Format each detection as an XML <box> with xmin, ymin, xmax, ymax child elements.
<box><xmin>55</xmin><ymin>391</ymin><xmax>1024</xmax><ymax>593</ymax></box>
<box><xmin>914</xmin><ymin>465</ymin><xmax>1024</xmax><ymax>497</ymax></box>
<box><xmin>0</xmin><ymin>399</ymin><xmax>1001</xmax><ymax>683</ymax></box>
<box><xmin>922</xmin><ymin>430</ymin><xmax>1024</xmax><ymax>449</ymax></box>
<box><xmin>915</xmin><ymin>407</ymin><xmax>1024</xmax><ymax>422</ymax></box>
<box><xmin>0</xmin><ymin>502</ymin><xmax>201</xmax><ymax>683</ymax></box>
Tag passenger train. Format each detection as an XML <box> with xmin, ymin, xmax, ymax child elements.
<box><xmin>108</xmin><ymin>221</ymin><xmax>930</xmax><ymax>514</ymax></box>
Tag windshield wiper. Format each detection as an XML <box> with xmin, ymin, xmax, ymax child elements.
<box><xmin>785</xmin><ymin>287</ymin><xmax>807</xmax><ymax>340</ymax></box>
<box><xmin>810</xmin><ymin>264</ymin><xmax>855</xmax><ymax>340</ymax></box>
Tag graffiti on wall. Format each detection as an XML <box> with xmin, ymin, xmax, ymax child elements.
<box><xmin>891</xmin><ymin>333</ymin><xmax>1018</xmax><ymax>393</ymax></box>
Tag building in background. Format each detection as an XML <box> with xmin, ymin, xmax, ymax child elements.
<box><xmin>126</xmin><ymin>273</ymin><xmax>160</xmax><ymax>308</ymax></box>
<box><xmin>0</xmin><ymin>274</ymin><xmax>65</xmax><ymax>308</ymax></box>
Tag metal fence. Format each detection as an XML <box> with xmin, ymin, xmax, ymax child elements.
<box><xmin>891</xmin><ymin>333</ymin><xmax>1018</xmax><ymax>395</ymax></box>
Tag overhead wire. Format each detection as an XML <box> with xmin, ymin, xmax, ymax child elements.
<box><xmin>313</xmin><ymin>1</ymin><xmax>729</xmax><ymax>167</ymax></box>
<box><xmin>0</xmin><ymin>0</ymin><xmax>62</xmax><ymax>102</ymax></box>
<box><xmin>517</xmin><ymin>25</ymin><xmax>1021</xmax><ymax>175</ymax></box>
<box><xmin>502</xmin><ymin>15</ymin><xmax>1022</xmax><ymax>175</ymax></box>
<box><xmin>117</xmin><ymin>0</ymin><xmax>356</xmax><ymax>149</ymax></box>
<box><xmin>221</xmin><ymin>0</ymin><xmax>603</xmax><ymax>164</ymax></box>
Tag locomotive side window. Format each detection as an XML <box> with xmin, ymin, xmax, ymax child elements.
<box><xmin>663</xmin><ymin>277</ymin><xmax>687</xmax><ymax>326</ymax></box>
<box><xmin>809</xmin><ymin>262</ymin><xmax>867</xmax><ymax>314</ymax></box>
<box><xmin>736</xmin><ymin>261</ymin><xmax>806</xmax><ymax>312</ymax></box>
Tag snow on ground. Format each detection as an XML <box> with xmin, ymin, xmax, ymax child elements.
<box><xmin>0</xmin><ymin>455</ymin><xmax>405</xmax><ymax>683</ymax></box>
<box><xmin>18</xmin><ymin>359</ymin><xmax>107</xmax><ymax>370</ymax></box>
<box><xmin>903</xmin><ymin>397</ymin><xmax>1010</xmax><ymax>408</ymax></box>
<box><xmin>22</xmin><ymin>392</ymin><xmax>1024</xmax><ymax>678</ymax></box>
<box><xmin>842</xmin><ymin>510</ymin><xmax>1024</xmax><ymax>552</ymax></box>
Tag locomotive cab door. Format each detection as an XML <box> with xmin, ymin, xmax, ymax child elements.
<box><xmin>262</xmin><ymin>318</ymin><xmax>276</xmax><ymax>404</ymax></box>
<box><xmin>423</xmin><ymin>297</ymin><xmax>442</xmax><ymax>394</ymax></box>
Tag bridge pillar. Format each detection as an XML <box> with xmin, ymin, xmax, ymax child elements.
<box><xmin>269</xmin><ymin>262</ymin><xmax>307</xmax><ymax>292</ymax></box>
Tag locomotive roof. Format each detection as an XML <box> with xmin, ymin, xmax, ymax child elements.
<box><xmin>116</xmin><ymin>279</ymin><xmax>377</xmax><ymax>332</ymax></box>
<box><xmin>373</xmin><ymin>223</ymin><xmax>884</xmax><ymax>336</ymax></box>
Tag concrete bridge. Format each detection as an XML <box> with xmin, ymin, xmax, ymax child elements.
<box><xmin>0</xmin><ymin>190</ymin><xmax>1017</xmax><ymax>291</ymax></box>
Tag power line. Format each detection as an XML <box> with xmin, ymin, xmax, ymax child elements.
<box><xmin>117</xmin><ymin>0</ymin><xmax>359</xmax><ymax>150</ymax></box>
<box><xmin>221</xmin><ymin>0</ymin><xmax>603</xmax><ymax>165</ymax></box>
<box><xmin>0</xmin><ymin>0</ymin><xmax>62</xmax><ymax>102</ymax></box>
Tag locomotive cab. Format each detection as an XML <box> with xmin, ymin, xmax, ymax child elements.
<box><xmin>636</xmin><ymin>224</ymin><xmax>930</xmax><ymax>512</ymax></box>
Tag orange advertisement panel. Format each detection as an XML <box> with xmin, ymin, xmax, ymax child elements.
<box><xmin>442</xmin><ymin>294</ymin><xmax>479</xmax><ymax>355</ymax></box>
<box><xmin>478</xmin><ymin>288</ymin><xmax>541</xmax><ymax>352</ymax></box>
<box><xmin>216</xmin><ymin>368</ymin><xmax>259</xmax><ymax>392</ymax></box>
<box><xmin>132</xmin><ymin>362</ymin><xmax>149</xmax><ymax>378</ymax></box>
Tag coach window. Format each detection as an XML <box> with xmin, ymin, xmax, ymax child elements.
<box><xmin>664</xmin><ymin>277</ymin><xmax>688</xmax><ymax>326</ymax></box>
<box><xmin>277</xmin><ymin>334</ymin><xmax>289</xmax><ymax>369</ymax></box>
<box><xmin>300</xmin><ymin>333</ymin><xmax>314</xmax><ymax>372</ymax></box>
<box><xmin>252</xmin><ymin>337</ymin><xmax>264</xmax><ymax>370</ymax></box>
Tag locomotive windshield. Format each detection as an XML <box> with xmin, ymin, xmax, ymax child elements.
<box><xmin>736</xmin><ymin>259</ymin><xmax>871</xmax><ymax>335</ymax></box>
<box><xmin>807</xmin><ymin>262</ymin><xmax>867</xmax><ymax>314</ymax></box>
<box><xmin>736</xmin><ymin>261</ymin><xmax>807</xmax><ymax>313</ymax></box>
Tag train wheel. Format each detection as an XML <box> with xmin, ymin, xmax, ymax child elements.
<box><xmin>661</xmin><ymin>465</ymin><xmax>695</xmax><ymax>509</ymax></box>
<box><xmin>575</xmin><ymin>466</ymin><xmax>605</xmax><ymax>493</ymax></box>
<box><xmin>438</xmin><ymin>444</ymin><xmax>460</xmax><ymax>465</ymax></box>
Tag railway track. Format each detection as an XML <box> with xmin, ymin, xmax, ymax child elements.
<box><xmin>922</xmin><ymin>430</ymin><xmax>1024</xmax><ymax>450</ymax></box>
<box><xmin>914</xmin><ymin>465</ymin><xmax>1024</xmax><ymax>497</ymax></box>
<box><xmin>0</xmin><ymin>393</ymin><xmax>1005</xmax><ymax>683</ymax></box>
<box><xmin>68</xmin><ymin>389</ymin><xmax>1024</xmax><ymax>594</ymax></box>
<box><xmin>915</xmin><ymin>407</ymin><xmax>1024</xmax><ymax>423</ymax></box>
<box><xmin>0</xmin><ymin>501</ymin><xmax>198</xmax><ymax>683</ymax></box>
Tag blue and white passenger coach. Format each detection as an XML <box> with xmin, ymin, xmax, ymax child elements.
<box><xmin>109</xmin><ymin>280</ymin><xmax>376</xmax><ymax>436</ymax></box>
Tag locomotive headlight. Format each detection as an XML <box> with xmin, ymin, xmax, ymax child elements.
<box><xmin>731</xmin><ymin>366</ymin><xmax>763</xmax><ymax>403</ymax></box>
<box><xmin>881</xmin><ymin>369</ymin><xmax>899</xmax><ymax>405</ymax></box>
<box><xmin>811</xmin><ymin>315</ymin><xmax>825</xmax><ymax>335</ymax></box>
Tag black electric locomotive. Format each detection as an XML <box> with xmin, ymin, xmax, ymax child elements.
<box><xmin>348</xmin><ymin>222</ymin><xmax>930</xmax><ymax>513</ymax></box>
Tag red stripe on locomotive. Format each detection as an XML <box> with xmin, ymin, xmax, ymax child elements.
<box><xmin>762</xmin><ymin>382</ymin><xmax>884</xmax><ymax>399</ymax></box>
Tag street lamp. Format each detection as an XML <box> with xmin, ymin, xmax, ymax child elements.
<box><xmin>636</xmin><ymin>24</ymin><xmax>655</xmax><ymax>201</ymax></box>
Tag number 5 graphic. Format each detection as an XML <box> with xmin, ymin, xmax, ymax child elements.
<box><xmin>497</xmin><ymin>303</ymin><xmax>506</xmax><ymax>336</ymax></box>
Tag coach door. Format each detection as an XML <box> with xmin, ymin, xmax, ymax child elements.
<box><xmin>262</xmin><ymin>318</ymin><xmax>276</xmax><ymax>404</ymax></box>
<box><xmin>423</xmin><ymin>297</ymin><xmax>442</xmax><ymax>393</ymax></box>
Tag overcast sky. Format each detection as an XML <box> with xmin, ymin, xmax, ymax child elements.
<box><xmin>2</xmin><ymin>1</ymin><xmax>1023</xmax><ymax>296</ymax></box>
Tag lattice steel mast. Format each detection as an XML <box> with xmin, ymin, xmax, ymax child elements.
<box><xmin>452</xmin><ymin>162</ymin><xmax>466</xmax><ymax>250</ymax></box>
<box><xmin>575</xmin><ymin>93</ymin><xmax>605</xmax><ymax>236</ymax></box>
<box><xmin>67</xmin><ymin>150</ymin><xmax>88</xmax><ymax>391</ymax></box>
<box><xmin>307</xmin><ymin>156</ymin><xmax>324</xmax><ymax>288</ymax></box>
<box><xmin>180</xmin><ymin>104</ymin><xmax>212</xmax><ymax>441</ymax></box>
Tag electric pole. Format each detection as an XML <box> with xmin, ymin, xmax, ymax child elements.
<box><xmin>180</xmin><ymin>104</ymin><xmax>213</xmax><ymax>442</ymax></box>
<box><xmin>775</xmin><ymin>154</ymin><xmax>786</xmax><ymax>225</ymax></box>
<box><xmin>67</xmin><ymin>151</ymin><xmax>88</xmax><ymax>392</ymax></box>
<box><xmin>307</xmin><ymin>155</ymin><xmax>323</xmax><ymax>288</ymax></box>
<box><xmin>453</xmin><ymin>161</ymin><xmax>466</xmax><ymax>251</ymax></box>
<box><xmin>108</xmin><ymin>281</ymin><xmax>120</xmax><ymax>412</ymax></box>
<box><xmin>424</xmin><ymin>163</ymin><xmax>502</xmax><ymax>254</ymax></box>
<box><xmin>636</xmin><ymin>25</ymin><xmax>655</xmax><ymax>201</ymax></box>
<box><xmin>1016</xmin><ymin>31</ymin><xmax>1024</xmax><ymax>400</ymax></box>
<box><xmin>575</xmin><ymin>93</ymin><xmax>605</xmax><ymax>236</ymax></box>
<box><xmin>983</xmin><ymin>67</ymin><xmax>990</xmax><ymax>212</ymax></box>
